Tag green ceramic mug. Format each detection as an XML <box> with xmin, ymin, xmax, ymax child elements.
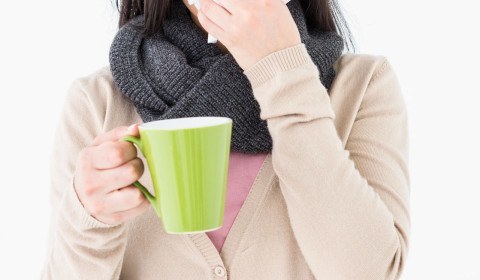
<box><xmin>120</xmin><ymin>117</ymin><xmax>232</xmax><ymax>234</ymax></box>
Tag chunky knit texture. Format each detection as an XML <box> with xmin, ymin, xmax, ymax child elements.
<box><xmin>109</xmin><ymin>0</ymin><xmax>344</xmax><ymax>153</ymax></box>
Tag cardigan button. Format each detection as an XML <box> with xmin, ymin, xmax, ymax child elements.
<box><xmin>214</xmin><ymin>265</ymin><xmax>226</xmax><ymax>277</ymax></box>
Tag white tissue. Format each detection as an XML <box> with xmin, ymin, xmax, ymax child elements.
<box><xmin>190</xmin><ymin>0</ymin><xmax>292</xmax><ymax>44</ymax></box>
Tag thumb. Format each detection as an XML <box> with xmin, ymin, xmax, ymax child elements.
<box><xmin>92</xmin><ymin>123</ymin><xmax>140</xmax><ymax>146</ymax></box>
<box><xmin>124</xmin><ymin>123</ymin><xmax>140</xmax><ymax>136</ymax></box>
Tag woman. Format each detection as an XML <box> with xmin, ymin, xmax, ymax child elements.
<box><xmin>42</xmin><ymin>0</ymin><xmax>410</xmax><ymax>278</ymax></box>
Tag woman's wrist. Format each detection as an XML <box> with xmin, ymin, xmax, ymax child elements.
<box><xmin>243</xmin><ymin>43</ymin><xmax>315</xmax><ymax>88</ymax></box>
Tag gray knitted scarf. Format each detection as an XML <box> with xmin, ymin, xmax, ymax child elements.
<box><xmin>109</xmin><ymin>0</ymin><xmax>344</xmax><ymax>153</ymax></box>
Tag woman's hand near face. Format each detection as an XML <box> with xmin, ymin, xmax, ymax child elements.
<box><xmin>73</xmin><ymin>124</ymin><xmax>150</xmax><ymax>225</ymax></box>
<box><xmin>197</xmin><ymin>0</ymin><xmax>301</xmax><ymax>70</ymax></box>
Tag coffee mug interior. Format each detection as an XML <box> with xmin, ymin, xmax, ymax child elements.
<box><xmin>140</xmin><ymin>117</ymin><xmax>231</xmax><ymax>130</ymax></box>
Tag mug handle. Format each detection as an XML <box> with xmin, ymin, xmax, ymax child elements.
<box><xmin>120</xmin><ymin>135</ymin><xmax>158</xmax><ymax>208</ymax></box>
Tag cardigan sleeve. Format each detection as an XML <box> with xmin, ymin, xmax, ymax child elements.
<box><xmin>244</xmin><ymin>44</ymin><xmax>410</xmax><ymax>280</ymax></box>
<box><xmin>41</xmin><ymin>79</ymin><xmax>127</xmax><ymax>280</ymax></box>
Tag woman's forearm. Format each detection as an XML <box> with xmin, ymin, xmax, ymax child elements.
<box><xmin>244</xmin><ymin>44</ymin><xmax>410</xmax><ymax>280</ymax></box>
<box><xmin>42</xmin><ymin>81</ymin><xmax>128</xmax><ymax>279</ymax></box>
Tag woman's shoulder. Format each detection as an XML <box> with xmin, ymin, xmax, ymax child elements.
<box><xmin>65</xmin><ymin>65</ymin><xmax>133</xmax><ymax>113</ymax></box>
<box><xmin>332</xmin><ymin>53</ymin><xmax>406</xmax><ymax>122</ymax></box>
<box><xmin>330</xmin><ymin>52</ymin><xmax>405</xmax><ymax>130</ymax></box>
<box><xmin>64</xmin><ymin>66</ymin><xmax>139</xmax><ymax>130</ymax></box>
<box><xmin>333</xmin><ymin>52</ymin><xmax>393</xmax><ymax>83</ymax></box>
<box><xmin>332</xmin><ymin>52</ymin><xmax>402</xmax><ymax>99</ymax></box>
<box><xmin>68</xmin><ymin>66</ymin><xmax>117</xmax><ymax>100</ymax></box>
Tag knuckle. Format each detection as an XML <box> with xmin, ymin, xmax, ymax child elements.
<box><xmin>109</xmin><ymin>145</ymin><xmax>125</xmax><ymax>165</ymax></box>
<box><xmin>243</xmin><ymin>12</ymin><xmax>256</xmax><ymax>26</ymax></box>
<box><xmin>128</xmin><ymin>159</ymin><xmax>144</xmax><ymax>180</ymax></box>
<box><xmin>83</xmin><ymin>183</ymin><xmax>97</xmax><ymax>196</ymax></box>
<box><xmin>120</xmin><ymin>188</ymin><xmax>144</xmax><ymax>209</ymax></box>
<box><xmin>202</xmin><ymin>0</ymin><xmax>212</xmax><ymax>13</ymax></box>
<box><xmin>135</xmin><ymin>158</ymin><xmax>145</xmax><ymax>174</ymax></box>
<box><xmin>77</xmin><ymin>174</ymin><xmax>97</xmax><ymax>196</ymax></box>
<box><xmin>125</xmin><ymin>141</ymin><xmax>138</xmax><ymax>155</ymax></box>
<box><xmin>258</xmin><ymin>0</ymin><xmax>270</xmax><ymax>7</ymax></box>
<box><xmin>126</xmin><ymin>164</ymin><xmax>140</xmax><ymax>182</ymax></box>
<box><xmin>88</xmin><ymin>201</ymin><xmax>105</xmax><ymax>216</ymax></box>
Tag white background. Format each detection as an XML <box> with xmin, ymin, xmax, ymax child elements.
<box><xmin>1</xmin><ymin>0</ymin><xmax>479</xmax><ymax>279</ymax></box>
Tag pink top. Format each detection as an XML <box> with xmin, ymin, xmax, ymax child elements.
<box><xmin>206</xmin><ymin>151</ymin><xmax>268</xmax><ymax>252</ymax></box>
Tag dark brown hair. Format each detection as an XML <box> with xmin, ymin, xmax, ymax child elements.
<box><xmin>115</xmin><ymin>0</ymin><xmax>356</xmax><ymax>52</ymax></box>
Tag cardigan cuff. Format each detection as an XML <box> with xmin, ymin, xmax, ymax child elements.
<box><xmin>243</xmin><ymin>43</ymin><xmax>314</xmax><ymax>88</ymax></box>
<box><xmin>63</xmin><ymin>174</ymin><xmax>123</xmax><ymax>230</ymax></box>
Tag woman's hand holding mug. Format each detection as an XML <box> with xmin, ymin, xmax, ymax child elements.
<box><xmin>74</xmin><ymin>124</ymin><xmax>150</xmax><ymax>225</ymax></box>
<box><xmin>197</xmin><ymin>0</ymin><xmax>302</xmax><ymax>70</ymax></box>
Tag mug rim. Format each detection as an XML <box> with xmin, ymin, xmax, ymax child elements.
<box><xmin>139</xmin><ymin>116</ymin><xmax>232</xmax><ymax>131</ymax></box>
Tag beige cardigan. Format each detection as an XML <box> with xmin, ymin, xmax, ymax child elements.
<box><xmin>42</xmin><ymin>44</ymin><xmax>410</xmax><ymax>280</ymax></box>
